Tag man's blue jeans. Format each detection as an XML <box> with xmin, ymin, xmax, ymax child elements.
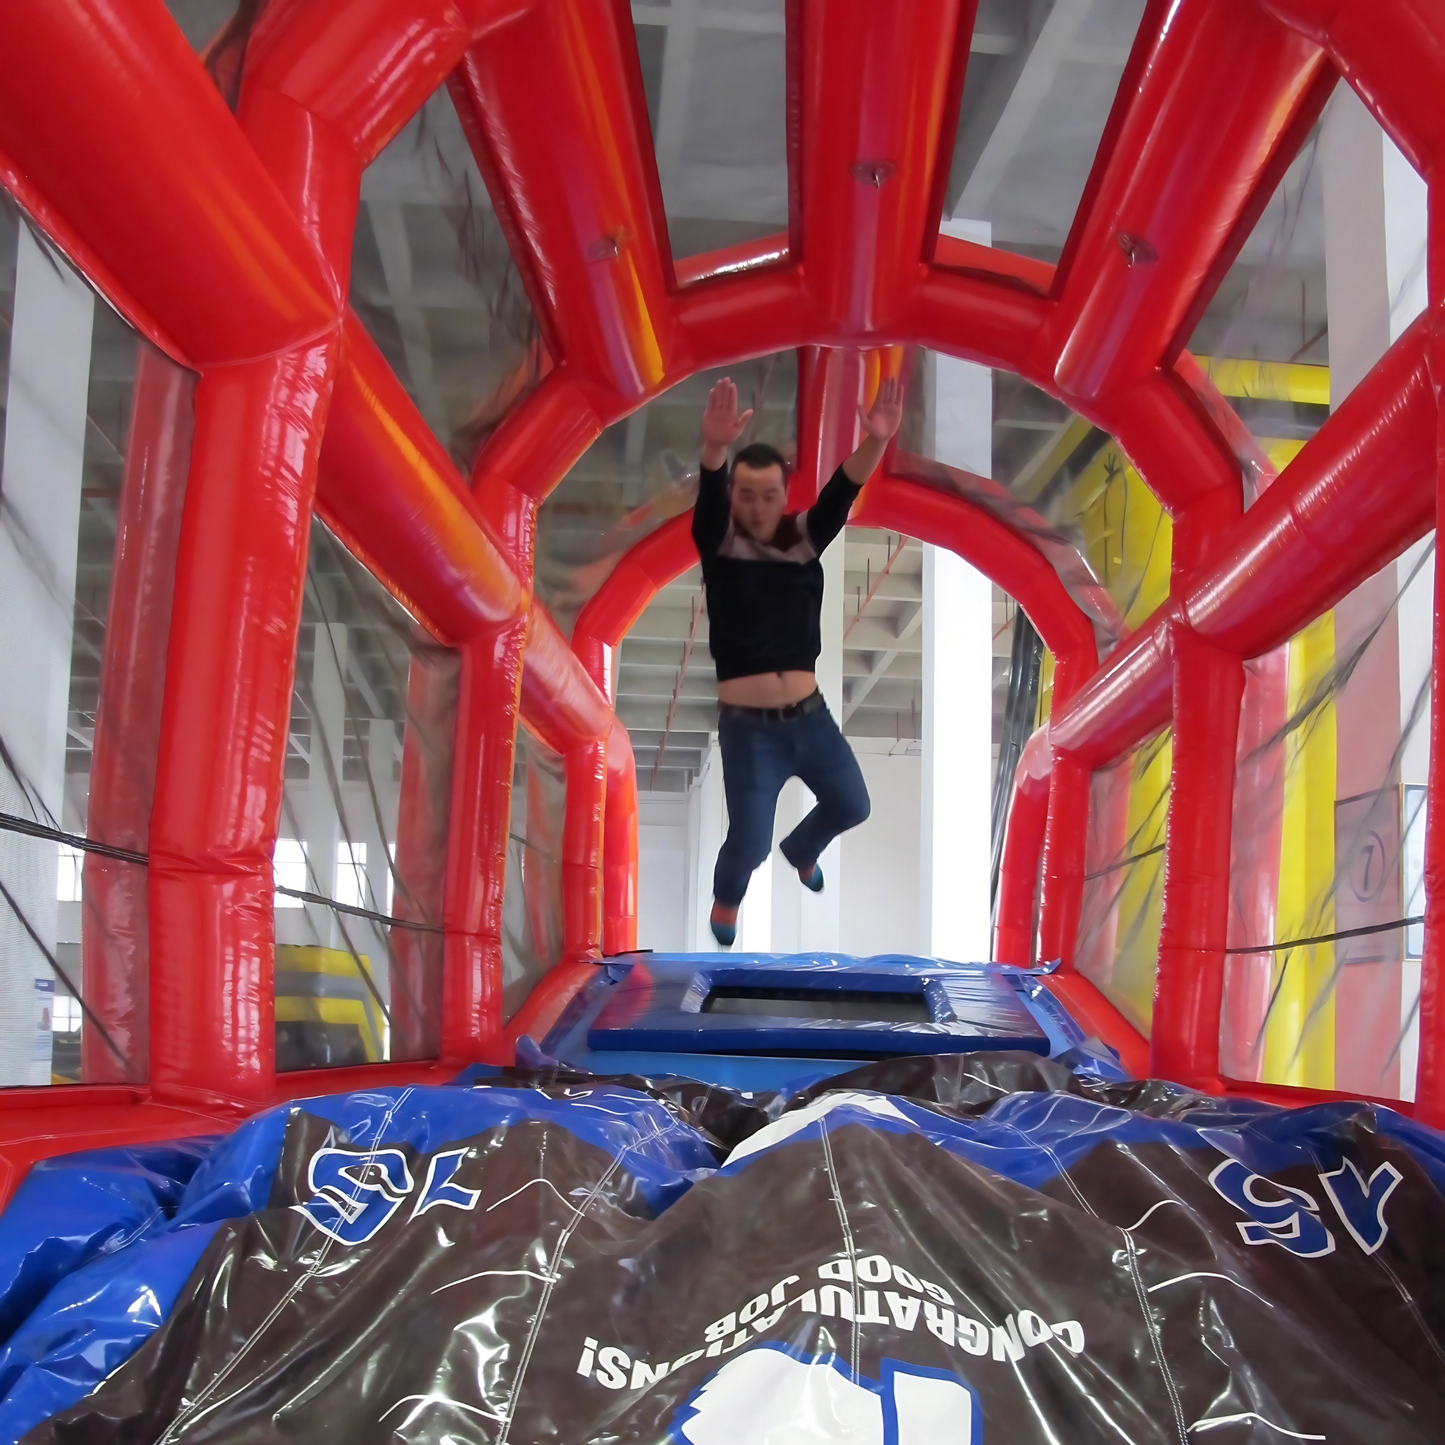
<box><xmin>713</xmin><ymin>701</ymin><xmax>871</xmax><ymax>907</ymax></box>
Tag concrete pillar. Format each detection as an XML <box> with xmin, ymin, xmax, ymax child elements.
<box><xmin>0</xmin><ymin>225</ymin><xmax>94</xmax><ymax>1084</ymax></box>
<box><xmin>304</xmin><ymin>623</ymin><xmax>348</xmax><ymax>947</ymax></box>
<box><xmin>921</xmin><ymin>219</ymin><xmax>994</xmax><ymax>962</ymax></box>
<box><xmin>1384</xmin><ymin>119</ymin><xmax>1431</xmax><ymax>1101</ymax></box>
<box><xmin>1321</xmin><ymin>86</ymin><xmax>1430</xmax><ymax>1096</ymax></box>
<box><xmin>921</xmin><ymin>546</ymin><xmax>994</xmax><ymax>961</ymax></box>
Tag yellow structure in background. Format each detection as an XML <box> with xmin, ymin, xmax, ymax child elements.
<box><xmin>1035</xmin><ymin>650</ymin><xmax>1055</xmax><ymax>727</ymax></box>
<box><xmin>275</xmin><ymin>945</ymin><xmax>387</xmax><ymax>1066</ymax></box>
<box><xmin>1109</xmin><ymin>731</ymin><xmax>1172</xmax><ymax>1030</ymax></box>
<box><xmin>1194</xmin><ymin>357</ymin><xmax>1329</xmax><ymax>408</ymax></box>
<box><xmin>1040</xmin><ymin>363</ymin><xmax>1333</xmax><ymax>1052</ymax></box>
<box><xmin>1264</xmin><ymin>611</ymin><xmax>1338</xmax><ymax>1088</ymax></box>
<box><xmin>1076</xmin><ymin>444</ymin><xmax>1173</xmax><ymax>631</ymax></box>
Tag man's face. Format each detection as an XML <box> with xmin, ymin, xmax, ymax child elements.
<box><xmin>730</xmin><ymin>461</ymin><xmax>788</xmax><ymax>544</ymax></box>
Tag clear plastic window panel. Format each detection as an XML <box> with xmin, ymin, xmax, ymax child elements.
<box><xmin>633</xmin><ymin>0</ymin><xmax>789</xmax><ymax>262</ymax></box>
<box><xmin>1222</xmin><ymin>540</ymin><xmax>1433</xmax><ymax>1100</ymax></box>
<box><xmin>1182</xmin><ymin>90</ymin><xmax>1427</xmax><ymax>507</ymax></box>
<box><xmin>274</xmin><ymin>521</ymin><xmax>457</xmax><ymax>1069</ymax></box>
<box><xmin>1076</xmin><ymin>730</ymin><xmax>1171</xmax><ymax>1035</ymax></box>
<box><xmin>500</xmin><ymin>729</ymin><xmax>566</xmax><ymax>1020</ymax></box>
<box><xmin>350</xmin><ymin>87</ymin><xmax>543</xmax><ymax>471</ymax></box>
<box><xmin>944</xmin><ymin>0</ymin><xmax>1149</xmax><ymax>263</ymax></box>
<box><xmin>0</xmin><ymin>196</ymin><xmax>196</xmax><ymax>1087</ymax></box>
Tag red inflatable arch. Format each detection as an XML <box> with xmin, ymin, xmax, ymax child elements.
<box><xmin>0</xmin><ymin>0</ymin><xmax>1440</xmax><ymax>1203</ymax></box>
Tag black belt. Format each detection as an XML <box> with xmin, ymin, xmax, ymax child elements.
<box><xmin>718</xmin><ymin>689</ymin><xmax>825</xmax><ymax>724</ymax></box>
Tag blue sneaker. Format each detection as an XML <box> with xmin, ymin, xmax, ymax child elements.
<box><xmin>799</xmin><ymin>863</ymin><xmax>824</xmax><ymax>893</ymax></box>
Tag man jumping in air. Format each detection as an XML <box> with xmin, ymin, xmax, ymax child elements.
<box><xmin>693</xmin><ymin>373</ymin><xmax>905</xmax><ymax>947</ymax></box>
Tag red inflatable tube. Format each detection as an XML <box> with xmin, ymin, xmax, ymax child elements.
<box><xmin>674</xmin><ymin>234</ymin><xmax>791</xmax><ymax>289</ymax></box>
<box><xmin>468</xmin><ymin>371</ymin><xmax>607</xmax><ymax>508</ymax></box>
<box><xmin>796</xmin><ymin>0</ymin><xmax>972</xmax><ymax>332</ymax></box>
<box><xmin>994</xmin><ymin>730</ymin><xmax>1052</xmax><ymax>965</ymax></box>
<box><xmin>574</xmin><ymin>516</ymin><xmax>699</xmax><ymax>668</ymax></box>
<box><xmin>895</xmin><ymin>267</ymin><xmax>1047</xmax><ymax>376</ymax></box>
<box><xmin>450</xmin><ymin>0</ymin><xmax>679</xmax><ymax>403</ymax></box>
<box><xmin>521</xmin><ymin>604</ymin><xmax>614</xmax><ymax>759</ymax></box>
<box><xmin>1044</xmin><ymin>973</ymin><xmax>1152</xmax><ymax>1079</ymax></box>
<box><xmin>795</xmin><ymin>348</ymin><xmax>864</xmax><ymax>505</ymax></box>
<box><xmin>1151</xmin><ymin>627</ymin><xmax>1246</xmax><ymax>1082</ymax></box>
<box><xmin>850</xmin><ymin>474</ymin><xmax>1098</xmax><ymax>665</ymax></box>
<box><xmin>441</xmin><ymin>622</ymin><xmax>529</xmax><ymax>1064</ymax></box>
<box><xmin>562</xmin><ymin>742</ymin><xmax>608</xmax><ymax>963</ymax></box>
<box><xmin>497</xmin><ymin>720</ymin><xmax>637</xmax><ymax>1043</ymax></box>
<box><xmin>1050</xmin><ymin>624</ymin><xmax>1176</xmax><ymax>768</ymax></box>
<box><xmin>1051</xmin><ymin>317</ymin><xmax>1437</xmax><ymax>767</ymax></box>
<box><xmin>1036</xmin><ymin>654</ymin><xmax>1094</xmax><ymax>971</ymax></box>
<box><xmin>674</xmin><ymin>263</ymin><xmax>816</xmax><ymax>373</ymax></box>
<box><xmin>1223</xmin><ymin>648</ymin><xmax>1290</xmax><ymax>1083</ymax></box>
<box><xmin>905</xmin><ymin>280</ymin><xmax>1255</xmax><ymax>520</ymax></box>
<box><xmin>1087</xmin><ymin>377</ymin><xmax>1246</xmax><ymax>519</ymax></box>
<box><xmin>0</xmin><ymin>0</ymin><xmax>334</xmax><ymax>367</ymax></box>
<box><xmin>81</xmin><ymin>350</ymin><xmax>194</xmax><ymax>1085</ymax></box>
<box><xmin>1261</xmin><ymin>0</ymin><xmax>1445</xmax><ymax>178</ymax></box>
<box><xmin>318</xmin><ymin>317</ymin><xmax>530</xmax><ymax>642</ymax></box>
<box><xmin>931</xmin><ymin>235</ymin><xmax>1054</xmax><ymax>296</ymax></box>
<box><xmin>148</xmin><ymin>344</ymin><xmax>335</xmax><ymax>1111</ymax></box>
<box><xmin>240</xmin><ymin>0</ymin><xmax>536</xmax><ymax>176</ymax></box>
<box><xmin>1047</xmin><ymin>0</ymin><xmax>1331</xmax><ymax>402</ymax></box>
<box><xmin>1037</xmin><ymin>755</ymin><xmax>1091</xmax><ymax>971</ymax></box>
<box><xmin>603</xmin><ymin>720</ymin><xmax>640</xmax><ymax>957</ymax></box>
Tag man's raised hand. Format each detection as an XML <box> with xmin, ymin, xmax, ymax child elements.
<box><xmin>858</xmin><ymin>374</ymin><xmax>904</xmax><ymax>442</ymax></box>
<box><xmin>700</xmin><ymin>377</ymin><xmax>754</xmax><ymax>469</ymax></box>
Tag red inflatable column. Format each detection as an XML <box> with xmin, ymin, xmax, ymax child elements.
<box><xmin>603</xmin><ymin>721</ymin><xmax>639</xmax><ymax>956</ymax></box>
<box><xmin>1152</xmin><ymin>627</ymin><xmax>1245</xmax><ymax>1084</ymax></box>
<box><xmin>441</xmin><ymin>619</ymin><xmax>527</xmax><ymax>1062</ymax></box>
<box><xmin>562</xmin><ymin>741</ymin><xmax>608</xmax><ymax>964</ymax></box>
<box><xmin>82</xmin><ymin>349</ymin><xmax>194</xmax><ymax>1083</ymax></box>
<box><xmin>148</xmin><ymin>344</ymin><xmax>333</xmax><ymax>1109</ymax></box>
<box><xmin>994</xmin><ymin>729</ymin><xmax>1051</xmax><ymax>964</ymax></box>
<box><xmin>1037</xmin><ymin>654</ymin><xmax>1093</xmax><ymax>969</ymax></box>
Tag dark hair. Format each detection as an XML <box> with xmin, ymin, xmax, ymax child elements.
<box><xmin>730</xmin><ymin>442</ymin><xmax>788</xmax><ymax>486</ymax></box>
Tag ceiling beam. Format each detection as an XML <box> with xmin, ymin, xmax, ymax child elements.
<box><xmin>954</xmin><ymin>0</ymin><xmax>1095</xmax><ymax>221</ymax></box>
<box><xmin>842</xmin><ymin>601</ymin><xmax>923</xmax><ymax>722</ymax></box>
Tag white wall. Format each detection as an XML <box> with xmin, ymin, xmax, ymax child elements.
<box><xmin>0</xmin><ymin>226</ymin><xmax>95</xmax><ymax>1084</ymax></box>
<box><xmin>841</xmin><ymin>742</ymin><xmax>923</xmax><ymax>956</ymax></box>
<box><xmin>637</xmin><ymin>794</ymin><xmax>689</xmax><ymax>952</ymax></box>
